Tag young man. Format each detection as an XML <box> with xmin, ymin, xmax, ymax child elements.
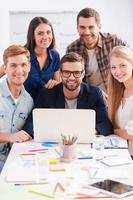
<box><xmin>66</xmin><ymin>8</ymin><xmax>127</xmax><ymax>92</ymax></box>
<box><xmin>0</xmin><ymin>45</ymin><xmax>33</xmax><ymax>171</ymax></box>
<box><xmin>24</xmin><ymin>52</ymin><xmax>113</xmax><ymax>137</ymax></box>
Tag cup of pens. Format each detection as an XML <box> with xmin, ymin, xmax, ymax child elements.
<box><xmin>60</xmin><ymin>134</ymin><xmax>77</xmax><ymax>162</ymax></box>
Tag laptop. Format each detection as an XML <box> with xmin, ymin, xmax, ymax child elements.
<box><xmin>33</xmin><ymin>108</ymin><xmax>96</xmax><ymax>144</ymax></box>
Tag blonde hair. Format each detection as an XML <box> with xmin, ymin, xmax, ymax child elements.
<box><xmin>3</xmin><ymin>45</ymin><xmax>30</xmax><ymax>65</ymax></box>
<box><xmin>108</xmin><ymin>46</ymin><xmax>133</xmax><ymax>128</ymax></box>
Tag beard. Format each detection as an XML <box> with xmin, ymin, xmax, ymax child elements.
<box><xmin>62</xmin><ymin>81</ymin><xmax>80</xmax><ymax>91</ymax></box>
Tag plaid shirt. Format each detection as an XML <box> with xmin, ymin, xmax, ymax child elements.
<box><xmin>66</xmin><ymin>32</ymin><xmax>127</xmax><ymax>91</ymax></box>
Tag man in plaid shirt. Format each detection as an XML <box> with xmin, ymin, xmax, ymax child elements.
<box><xmin>66</xmin><ymin>8</ymin><xmax>127</xmax><ymax>92</ymax></box>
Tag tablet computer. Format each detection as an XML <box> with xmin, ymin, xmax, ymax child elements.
<box><xmin>89</xmin><ymin>179</ymin><xmax>133</xmax><ymax>198</ymax></box>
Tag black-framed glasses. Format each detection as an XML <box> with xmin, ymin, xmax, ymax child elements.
<box><xmin>61</xmin><ymin>70</ymin><xmax>84</xmax><ymax>78</ymax></box>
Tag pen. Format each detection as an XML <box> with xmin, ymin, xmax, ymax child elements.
<box><xmin>15</xmin><ymin>182</ymin><xmax>48</xmax><ymax>186</ymax></box>
<box><xmin>74</xmin><ymin>196</ymin><xmax>112</xmax><ymax>199</ymax></box>
<box><xmin>78</xmin><ymin>156</ymin><xmax>93</xmax><ymax>160</ymax></box>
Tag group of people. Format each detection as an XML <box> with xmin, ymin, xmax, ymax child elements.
<box><xmin>0</xmin><ymin>7</ymin><xmax>133</xmax><ymax>172</ymax></box>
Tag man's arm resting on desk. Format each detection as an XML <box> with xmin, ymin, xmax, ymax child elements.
<box><xmin>0</xmin><ymin>130</ymin><xmax>32</xmax><ymax>143</ymax></box>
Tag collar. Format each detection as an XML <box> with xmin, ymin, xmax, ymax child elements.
<box><xmin>0</xmin><ymin>78</ymin><xmax>27</xmax><ymax>98</ymax></box>
<box><xmin>30</xmin><ymin>48</ymin><xmax>53</xmax><ymax>61</ymax></box>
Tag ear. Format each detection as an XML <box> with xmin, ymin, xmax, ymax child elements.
<box><xmin>82</xmin><ymin>70</ymin><xmax>85</xmax><ymax>78</ymax></box>
<box><xmin>3</xmin><ymin>64</ymin><xmax>7</xmax><ymax>73</ymax></box>
<box><xmin>98</xmin><ymin>23</ymin><xmax>102</xmax><ymax>29</ymax></box>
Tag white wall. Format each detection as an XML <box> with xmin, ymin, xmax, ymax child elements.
<box><xmin>0</xmin><ymin>0</ymin><xmax>133</xmax><ymax>65</ymax></box>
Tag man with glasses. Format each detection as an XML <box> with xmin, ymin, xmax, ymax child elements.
<box><xmin>23</xmin><ymin>52</ymin><xmax>113</xmax><ymax>136</ymax></box>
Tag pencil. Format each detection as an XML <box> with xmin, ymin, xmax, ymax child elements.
<box><xmin>54</xmin><ymin>148</ymin><xmax>61</xmax><ymax>156</ymax></box>
<box><xmin>58</xmin><ymin>182</ymin><xmax>65</xmax><ymax>192</ymax></box>
<box><xmin>28</xmin><ymin>148</ymin><xmax>48</xmax><ymax>152</ymax></box>
<box><xmin>50</xmin><ymin>168</ymin><xmax>65</xmax><ymax>172</ymax></box>
<box><xmin>29</xmin><ymin>190</ymin><xmax>55</xmax><ymax>199</ymax></box>
<box><xmin>20</xmin><ymin>153</ymin><xmax>36</xmax><ymax>156</ymax></box>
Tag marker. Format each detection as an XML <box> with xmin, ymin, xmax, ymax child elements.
<box><xmin>78</xmin><ymin>156</ymin><xmax>93</xmax><ymax>160</ymax></box>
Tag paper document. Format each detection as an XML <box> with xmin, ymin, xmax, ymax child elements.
<box><xmin>5</xmin><ymin>156</ymin><xmax>48</xmax><ymax>182</ymax></box>
<box><xmin>105</xmin><ymin>134</ymin><xmax>128</xmax><ymax>149</ymax></box>
<box><xmin>101</xmin><ymin>155</ymin><xmax>132</xmax><ymax>167</ymax></box>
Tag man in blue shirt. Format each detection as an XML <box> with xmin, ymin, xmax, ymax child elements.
<box><xmin>24</xmin><ymin>52</ymin><xmax>113</xmax><ymax>137</ymax></box>
<box><xmin>0</xmin><ymin>45</ymin><xmax>33</xmax><ymax>172</ymax></box>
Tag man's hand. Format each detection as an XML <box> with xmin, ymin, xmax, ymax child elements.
<box><xmin>8</xmin><ymin>130</ymin><xmax>32</xmax><ymax>143</ymax></box>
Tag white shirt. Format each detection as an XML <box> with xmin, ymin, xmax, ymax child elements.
<box><xmin>86</xmin><ymin>49</ymin><xmax>106</xmax><ymax>92</ymax></box>
<box><xmin>118</xmin><ymin>95</ymin><xmax>133</xmax><ymax>155</ymax></box>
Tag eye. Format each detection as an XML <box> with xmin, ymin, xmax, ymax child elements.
<box><xmin>110</xmin><ymin>65</ymin><xmax>116</xmax><ymax>70</ymax></box>
<box><xmin>38</xmin><ymin>31</ymin><xmax>44</xmax><ymax>36</ymax></box>
<box><xmin>46</xmin><ymin>30</ymin><xmax>52</xmax><ymax>35</ymax></box>
<box><xmin>79</xmin><ymin>26</ymin><xmax>86</xmax><ymax>30</ymax></box>
<box><xmin>21</xmin><ymin>63</ymin><xmax>27</xmax><ymax>67</ymax></box>
<box><xmin>10</xmin><ymin>63</ymin><xmax>17</xmax><ymax>68</ymax></box>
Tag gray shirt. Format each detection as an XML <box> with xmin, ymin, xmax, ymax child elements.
<box><xmin>0</xmin><ymin>78</ymin><xmax>33</xmax><ymax>161</ymax></box>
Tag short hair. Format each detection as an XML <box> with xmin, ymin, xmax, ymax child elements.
<box><xmin>77</xmin><ymin>8</ymin><xmax>101</xmax><ymax>25</ymax></box>
<box><xmin>25</xmin><ymin>16</ymin><xmax>55</xmax><ymax>49</ymax></box>
<box><xmin>110</xmin><ymin>46</ymin><xmax>133</xmax><ymax>64</ymax></box>
<box><xmin>3</xmin><ymin>45</ymin><xmax>30</xmax><ymax>65</ymax></box>
<box><xmin>60</xmin><ymin>52</ymin><xmax>85</xmax><ymax>69</ymax></box>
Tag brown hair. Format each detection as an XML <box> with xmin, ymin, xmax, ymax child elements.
<box><xmin>108</xmin><ymin>46</ymin><xmax>133</xmax><ymax>127</ymax></box>
<box><xmin>77</xmin><ymin>8</ymin><xmax>101</xmax><ymax>25</ymax></box>
<box><xmin>25</xmin><ymin>16</ymin><xmax>55</xmax><ymax>50</ymax></box>
<box><xmin>3</xmin><ymin>44</ymin><xmax>30</xmax><ymax>65</ymax></box>
<box><xmin>60</xmin><ymin>52</ymin><xmax>85</xmax><ymax>70</ymax></box>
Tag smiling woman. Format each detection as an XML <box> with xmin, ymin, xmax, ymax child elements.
<box><xmin>108</xmin><ymin>46</ymin><xmax>133</xmax><ymax>157</ymax></box>
<box><xmin>24</xmin><ymin>16</ymin><xmax>61</xmax><ymax>101</ymax></box>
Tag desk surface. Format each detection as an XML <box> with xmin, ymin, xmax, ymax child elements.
<box><xmin>1</xmin><ymin>141</ymin><xmax>133</xmax><ymax>200</ymax></box>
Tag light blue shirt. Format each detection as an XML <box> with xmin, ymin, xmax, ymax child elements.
<box><xmin>0</xmin><ymin>78</ymin><xmax>33</xmax><ymax>161</ymax></box>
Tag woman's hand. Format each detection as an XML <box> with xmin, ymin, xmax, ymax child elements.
<box><xmin>44</xmin><ymin>79</ymin><xmax>60</xmax><ymax>89</ymax></box>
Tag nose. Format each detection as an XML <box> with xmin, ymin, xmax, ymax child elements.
<box><xmin>84</xmin><ymin>27</ymin><xmax>91</xmax><ymax>35</ymax></box>
<box><xmin>69</xmin><ymin>72</ymin><xmax>75</xmax><ymax>79</ymax></box>
<box><xmin>16</xmin><ymin>65</ymin><xmax>23</xmax><ymax>74</ymax></box>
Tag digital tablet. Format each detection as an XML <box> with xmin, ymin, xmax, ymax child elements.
<box><xmin>89</xmin><ymin>179</ymin><xmax>133</xmax><ymax>198</ymax></box>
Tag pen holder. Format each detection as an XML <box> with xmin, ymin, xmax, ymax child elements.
<box><xmin>60</xmin><ymin>144</ymin><xmax>77</xmax><ymax>162</ymax></box>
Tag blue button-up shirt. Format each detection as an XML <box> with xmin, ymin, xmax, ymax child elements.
<box><xmin>0</xmin><ymin>79</ymin><xmax>33</xmax><ymax>161</ymax></box>
<box><xmin>24</xmin><ymin>48</ymin><xmax>60</xmax><ymax>100</ymax></box>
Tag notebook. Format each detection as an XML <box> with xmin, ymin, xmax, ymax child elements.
<box><xmin>33</xmin><ymin>108</ymin><xmax>96</xmax><ymax>143</ymax></box>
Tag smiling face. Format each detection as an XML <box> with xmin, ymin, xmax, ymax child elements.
<box><xmin>110</xmin><ymin>56</ymin><xmax>133</xmax><ymax>84</ymax></box>
<box><xmin>77</xmin><ymin>17</ymin><xmax>100</xmax><ymax>49</ymax></box>
<box><xmin>4</xmin><ymin>54</ymin><xmax>30</xmax><ymax>87</ymax></box>
<box><xmin>61</xmin><ymin>61</ymin><xmax>84</xmax><ymax>92</ymax></box>
<box><xmin>34</xmin><ymin>23</ymin><xmax>53</xmax><ymax>49</ymax></box>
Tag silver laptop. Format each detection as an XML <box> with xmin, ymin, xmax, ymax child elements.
<box><xmin>33</xmin><ymin>108</ymin><xmax>96</xmax><ymax>144</ymax></box>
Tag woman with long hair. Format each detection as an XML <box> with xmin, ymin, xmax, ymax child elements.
<box><xmin>24</xmin><ymin>16</ymin><xmax>61</xmax><ymax>100</ymax></box>
<box><xmin>108</xmin><ymin>46</ymin><xmax>133</xmax><ymax>156</ymax></box>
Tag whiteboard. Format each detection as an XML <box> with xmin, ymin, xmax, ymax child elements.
<box><xmin>9</xmin><ymin>11</ymin><xmax>78</xmax><ymax>56</ymax></box>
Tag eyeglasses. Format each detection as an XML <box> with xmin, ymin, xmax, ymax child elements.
<box><xmin>61</xmin><ymin>70</ymin><xmax>84</xmax><ymax>78</ymax></box>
